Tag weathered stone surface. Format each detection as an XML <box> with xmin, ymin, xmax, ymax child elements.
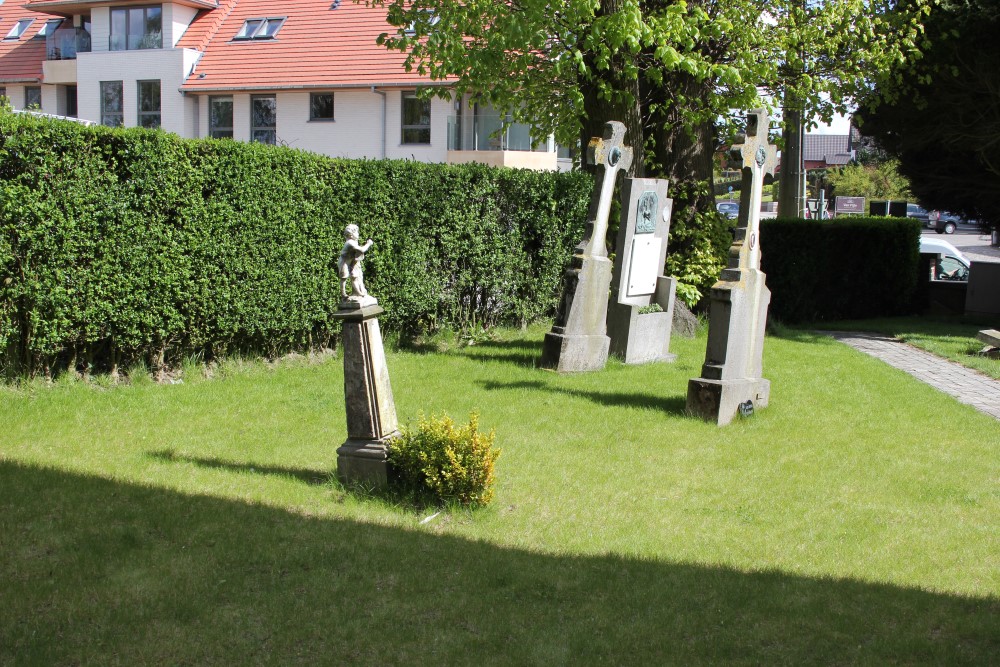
<box><xmin>672</xmin><ymin>300</ymin><xmax>699</xmax><ymax>338</ymax></box>
<box><xmin>607</xmin><ymin>177</ymin><xmax>677</xmax><ymax>364</ymax></box>
<box><xmin>336</xmin><ymin>307</ymin><xmax>399</xmax><ymax>487</ymax></box>
<box><xmin>541</xmin><ymin>121</ymin><xmax>633</xmax><ymax>372</ymax></box>
<box><xmin>687</xmin><ymin>110</ymin><xmax>776</xmax><ymax>425</ymax></box>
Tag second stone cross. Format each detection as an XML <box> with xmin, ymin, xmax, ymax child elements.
<box><xmin>540</xmin><ymin>121</ymin><xmax>633</xmax><ymax>372</ymax></box>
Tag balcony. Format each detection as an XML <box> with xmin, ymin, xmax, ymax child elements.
<box><xmin>446</xmin><ymin>114</ymin><xmax>557</xmax><ymax>171</ymax></box>
<box><xmin>46</xmin><ymin>27</ymin><xmax>91</xmax><ymax>60</ymax></box>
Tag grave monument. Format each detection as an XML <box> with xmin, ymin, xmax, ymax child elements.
<box><xmin>540</xmin><ymin>121</ymin><xmax>633</xmax><ymax>372</ymax></box>
<box><xmin>333</xmin><ymin>224</ymin><xmax>399</xmax><ymax>486</ymax></box>
<box><xmin>687</xmin><ymin>110</ymin><xmax>777</xmax><ymax>425</ymax></box>
<box><xmin>607</xmin><ymin>177</ymin><xmax>677</xmax><ymax>364</ymax></box>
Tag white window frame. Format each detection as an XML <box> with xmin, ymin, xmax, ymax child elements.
<box><xmin>6</xmin><ymin>18</ymin><xmax>34</xmax><ymax>40</ymax></box>
<box><xmin>234</xmin><ymin>17</ymin><xmax>285</xmax><ymax>40</ymax></box>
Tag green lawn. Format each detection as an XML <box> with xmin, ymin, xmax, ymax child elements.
<box><xmin>1</xmin><ymin>325</ymin><xmax>998</xmax><ymax>664</ymax></box>
<box><xmin>810</xmin><ymin>317</ymin><xmax>1000</xmax><ymax>380</ymax></box>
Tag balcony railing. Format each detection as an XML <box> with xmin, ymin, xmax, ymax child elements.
<box><xmin>46</xmin><ymin>28</ymin><xmax>91</xmax><ymax>60</ymax></box>
<box><xmin>447</xmin><ymin>114</ymin><xmax>551</xmax><ymax>152</ymax></box>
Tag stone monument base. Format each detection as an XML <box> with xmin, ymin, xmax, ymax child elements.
<box><xmin>337</xmin><ymin>435</ymin><xmax>398</xmax><ymax>487</ymax></box>
<box><xmin>540</xmin><ymin>331</ymin><xmax>610</xmax><ymax>372</ymax></box>
<box><xmin>687</xmin><ymin>377</ymin><xmax>770</xmax><ymax>427</ymax></box>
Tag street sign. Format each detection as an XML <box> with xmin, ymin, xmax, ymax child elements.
<box><xmin>835</xmin><ymin>196</ymin><xmax>865</xmax><ymax>214</ymax></box>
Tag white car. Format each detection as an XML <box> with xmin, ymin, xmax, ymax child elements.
<box><xmin>920</xmin><ymin>237</ymin><xmax>970</xmax><ymax>282</ymax></box>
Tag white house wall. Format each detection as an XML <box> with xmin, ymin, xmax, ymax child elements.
<box><xmin>194</xmin><ymin>88</ymin><xmax>451</xmax><ymax>163</ymax></box>
<box><xmin>77</xmin><ymin>48</ymin><xmax>193</xmax><ymax>135</ymax></box>
<box><xmin>167</xmin><ymin>5</ymin><xmax>199</xmax><ymax>47</ymax></box>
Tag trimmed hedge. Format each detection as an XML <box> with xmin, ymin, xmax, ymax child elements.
<box><xmin>760</xmin><ymin>217</ymin><xmax>922</xmax><ymax>323</ymax></box>
<box><xmin>0</xmin><ymin>111</ymin><xmax>591</xmax><ymax>376</ymax></box>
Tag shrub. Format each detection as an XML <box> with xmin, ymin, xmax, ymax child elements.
<box><xmin>388</xmin><ymin>412</ymin><xmax>500</xmax><ymax>507</ymax></box>
<box><xmin>760</xmin><ymin>216</ymin><xmax>922</xmax><ymax>323</ymax></box>
<box><xmin>0</xmin><ymin>111</ymin><xmax>591</xmax><ymax>377</ymax></box>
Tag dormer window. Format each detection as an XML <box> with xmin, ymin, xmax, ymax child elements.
<box><xmin>6</xmin><ymin>18</ymin><xmax>34</xmax><ymax>40</ymax></box>
<box><xmin>404</xmin><ymin>10</ymin><xmax>438</xmax><ymax>37</ymax></box>
<box><xmin>234</xmin><ymin>17</ymin><xmax>285</xmax><ymax>40</ymax></box>
<box><xmin>34</xmin><ymin>19</ymin><xmax>63</xmax><ymax>39</ymax></box>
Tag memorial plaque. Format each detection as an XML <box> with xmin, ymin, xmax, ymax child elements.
<box><xmin>627</xmin><ymin>237</ymin><xmax>661</xmax><ymax>297</ymax></box>
<box><xmin>635</xmin><ymin>191</ymin><xmax>657</xmax><ymax>234</ymax></box>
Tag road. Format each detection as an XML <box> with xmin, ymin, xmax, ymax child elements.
<box><xmin>922</xmin><ymin>224</ymin><xmax>1000</xmax><ymax>263</ymax></box>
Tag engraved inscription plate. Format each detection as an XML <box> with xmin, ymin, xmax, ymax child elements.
<box><xmin>627</xmin><ymin>237</ymin><xmax>662</xmax><ymax>297</ymax></box>
<box><xmin>635</xmin><ymin>191</ymin><xmax>657</xmax><ymax>234</ymax></box>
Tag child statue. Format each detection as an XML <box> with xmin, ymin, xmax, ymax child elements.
<box><xmin>338</xmin><ymin>224</ymin><xmax>375</xmax><ymax>303</ymax></box>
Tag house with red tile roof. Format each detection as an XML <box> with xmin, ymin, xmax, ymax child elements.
<box><xmin>0</xmin><ymin>0</ymin><xmax>559</xmax><ymax>169</ymax></box>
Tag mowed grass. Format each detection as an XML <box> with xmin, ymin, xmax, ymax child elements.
<box><xmin>1</xmin><ymin>325</ymin><xmax>998</xmax><ymax>664</ymax></box>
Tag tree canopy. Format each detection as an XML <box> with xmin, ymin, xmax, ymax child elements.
<box><xmin>857</xmin><ymin>0</ymin><xmax>1000</xmax><ymax>229</ymax></box>
<box><xmin>370</xmin><ymin>0</ymin><xmax>928</xmax><ymax>180</ymax></box>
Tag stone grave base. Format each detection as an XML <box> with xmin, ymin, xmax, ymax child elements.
<box><xmin>337</xmin><ymin>434</ymin><xmax>399</xmax><ymax>488</ymax></box>
<box><xmin>608</xmin><ymin>304</ymin><xmax>676</xmax><ymax>365</ymax></box>
<box><xmin>540</xmin><ymin>331</ymin><xmax>610</xmax><ymax>372</ymax></box>
<box><xmin>687</xmin><ymin>377</ymin><xmax>770</xmax><ymax>427</ymax></box>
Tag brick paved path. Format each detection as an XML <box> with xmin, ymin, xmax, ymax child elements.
<box><xmin>822</xmin><ymin>331</ymin><xmax>1000</xmax><ymax>421</ymax></box>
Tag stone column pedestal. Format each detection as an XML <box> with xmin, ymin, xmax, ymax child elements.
<box><xmin>333</xmin><ymin>302</ymin><xmax>399</xmax><ymax>487</ymax></box>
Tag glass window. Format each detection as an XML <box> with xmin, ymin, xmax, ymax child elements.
<box><xmin>251</xmin><ymin>95</ymin><xmax>276</xmax><ymax>144</ymax></box>
<box><xmin>0</xmin><ymin>88</ymin><xmax>7</xmax><ymax>104</ymax></box>
<box><xmin>6</xmin><ymin>18</ymin><xmax>34</xmax><ymax>40</ymax></box>
<box><xmin>234</xmin><ymin>17</ymin><xmax>285</xmax><ymax>40</ymax></box>
<box><xmin>24</xmin><ymin>86</ymin><xmax>41</xmax><ymax>109</ymax></box>
<box><xmin>100</xmin><ymin>80</ymin><xmax>123</xmax><ymax>127</ymax></box>
<box><xmin>309</xmin><ymin>93</ymin><xmax>334</xmax><ymax>121</ymax></box>
<box><xmin>137</xmin><ymin>79</ymin><xmax>160</xmax><ymax>129</ymax></box>
<box><xmin>35</xmin><ymin>19</ymin><xmax>62</xmax><ymax>39</ymax></box>
<box><xmin>110</xmin><ymin>5</ymin><xmax>161</xmax><ymax>51</ymax></box>
<box><xmin>209</xmin><ymin>96</ymin><xmax>233</xmax><ymax>138</ymax></box>
<box><xmin>401</xmin><ymin>92</ymin><xmax>430</xmax><ymax>144</ymax></box>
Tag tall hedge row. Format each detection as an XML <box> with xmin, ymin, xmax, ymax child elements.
<box><xmin>760</xmin><ymin>217</ymin><xmax>922</xmax><ymax>323</ymax></box>
<box><xmin>0</xmin><ymin>111</ymin><xmax>591</xmax><ymax>375</ymax></box>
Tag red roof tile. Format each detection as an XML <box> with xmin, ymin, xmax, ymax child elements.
<box><xmin>180</xmin><ymin>0</ymin><xmax>444</xmax><ymax>91</ymax></box>
<box><xmin>0</xmin><ymin>8</ymin><xmax>62</xmax><ymax>83</ymax></box>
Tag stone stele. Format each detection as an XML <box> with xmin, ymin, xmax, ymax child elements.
<box><xmin>540</xmin><ymin>121</ymin><xmax>633</xmax><ymax>372</ymax></box>
<box><xmin>687</xmin><ymin>109</ymin><xmax>777</xmax><ymax>426</ymax></box>
<box><xmin>607</xmin><ymin>177</ymin><xmax>677</xmax><ymax>364</ymax></box>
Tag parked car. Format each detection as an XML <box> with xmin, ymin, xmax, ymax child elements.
<box><xmin>920</xmin><ymin>237</ymin><xmax>970</xmax><ymax>282</ymax></box>
<box><xmin>716</xmin><ymin>201</ymin><xmax>740</xmax><ymax>219</ymax></box>
<box><xmin>927</xmin><ymin>210</ymin><xmax>962</xmax><ymax>234</ymax></box>
<box><xmin>906</xmin><ymin>203</ymin><xmax>930</xmax><ymax>224</ymax></box>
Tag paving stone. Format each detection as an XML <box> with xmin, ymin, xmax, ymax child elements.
<box><xmin>819</xmin><ymin>331</ymin><xmax>1000</xmax><ymax>422</ymax></box>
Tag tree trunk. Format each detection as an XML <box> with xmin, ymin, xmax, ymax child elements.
<box><xmin>578</xmin><ymin>0</ymin><xmax>645</xmax><ymax>177</ymax></box>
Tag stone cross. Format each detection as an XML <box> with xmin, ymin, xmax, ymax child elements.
<box><xmin>727</xmin><ymin>110</ymin><xmax>778</xmax><ymax>273</ymax></box>
<box><xmin>578</xmin><ymin>121</ymin><xmax>634</xmax><ymax>258</ymax></box>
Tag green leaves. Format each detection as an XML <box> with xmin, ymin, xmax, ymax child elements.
<box><xmin>0</xmin><ymin>111</ymin><xmax>591</xmax><ymax>377</ymax></box>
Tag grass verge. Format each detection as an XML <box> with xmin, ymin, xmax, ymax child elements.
<box><xmin>1</xmin><ymin>324</ymin><xmax>997</xmax><ymax>664</ymax></box>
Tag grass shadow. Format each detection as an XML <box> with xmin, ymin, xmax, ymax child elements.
<box><xmin>480</xmin><ymin>379</ymin><xmax>688</xmax><ymax>415</ymax></box>
<box><xmin>148</xmin><ymin>449</ymin><xmax>332</xmax><ymax>486</ymax></box>
<box><xmin>2</xmin><ymin>460</ymin><xmax>997</xmax><ymax>664</ymax></box>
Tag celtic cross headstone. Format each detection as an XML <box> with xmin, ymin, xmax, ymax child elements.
<box><xmin>687</xmin><ymin>110</ymin><xmax>777</xmax><ymax>425</ymax></box>
<box><xmin>540</xmin><ymin>121</ymin><xmax>633</xmax><ymax>372</ymax></box>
